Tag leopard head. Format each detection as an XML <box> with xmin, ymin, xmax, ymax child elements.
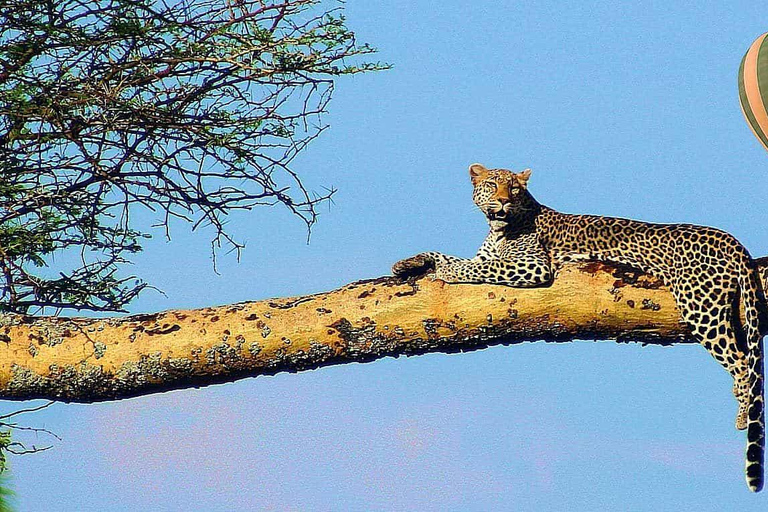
<box><xmin>469</xmin><ymin>163</ymin><xmax>533</xmax><ymax>232</ymax></box>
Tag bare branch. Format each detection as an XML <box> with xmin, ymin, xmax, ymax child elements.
<box><xmin>0</xmin><ymin>0</ymin><xmax>388</xmax><ymax>314</ymax></box>
<box><xmin>5</xmin><ymin>260</ymin><xmax>765</xmax><ymax>403</ymax></box>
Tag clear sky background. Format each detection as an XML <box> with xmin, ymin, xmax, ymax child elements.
<box><xmin>3</xmin><ymin>1</ymin><xmax>768</xmax><ymax>510</ymax></box>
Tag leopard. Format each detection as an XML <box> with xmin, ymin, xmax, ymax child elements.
<box><xmin>392</xmin><ymin>163</ymin><xmax>766</xmax><ymax>492</ymax></box>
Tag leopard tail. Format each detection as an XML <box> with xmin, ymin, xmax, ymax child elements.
<box><xmin>738</xmin><ymin>262</ymin><xmax>765</xmax><ymax>492</ymax></box>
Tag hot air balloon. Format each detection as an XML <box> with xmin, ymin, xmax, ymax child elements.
<box><xmin>739</xmin><ymin>32</ymin><xmax>768</xmax><ymax>152</ymax></box>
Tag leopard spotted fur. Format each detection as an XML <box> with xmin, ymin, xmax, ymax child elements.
<box><xmin>392</xmin><ymin>163</ymin><xmax>766</xmax><ymax>492</ymax></box>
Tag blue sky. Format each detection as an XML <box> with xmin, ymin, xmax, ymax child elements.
<box><xmin>4</xmin><ymin>1</ymin><xmax>768</xmax><ymax>510</ymax></box>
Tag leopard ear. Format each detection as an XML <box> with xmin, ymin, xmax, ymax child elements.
<box><xmin>517</xmin><ymin>168</ymin><xmax>532</xmax><ymax>187</ymax></box>
<box><xmin>469</xmin><ymin>163</ymin><xmax>489</xmax><ymax>185</ymax></box>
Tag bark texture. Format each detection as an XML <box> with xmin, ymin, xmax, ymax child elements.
<box><xmin>1</xmin><ymin>258</ymin><xmax>767</xmax><ymax>402</ymax></box>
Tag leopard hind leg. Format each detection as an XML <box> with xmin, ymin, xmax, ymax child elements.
<box><xmin>673</xmin><ymin>283</ymin><xmax>750</xmax><ymax>430</ymax></box>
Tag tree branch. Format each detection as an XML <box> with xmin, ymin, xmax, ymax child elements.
<box><xmin>1</xmin><ymin>258</ymin><xmax>766</xmax><ymax>402</ymax></box>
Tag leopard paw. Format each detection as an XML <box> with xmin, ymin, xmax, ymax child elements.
<box><xmin>392</xmin><ymin>254</ymin><xmax>435</xmax><ymax>277</ymax></box>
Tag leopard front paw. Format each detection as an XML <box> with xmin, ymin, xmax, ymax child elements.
<box><xmin>392</xmin><ymin>254</ymin><xmax>435</xmax><ymax>277</ymax></box>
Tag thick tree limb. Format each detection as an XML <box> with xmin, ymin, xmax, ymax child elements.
<box><xmin>1</xmin><ymin>258</ymin><xmax>767</xmax><ymax>402</ymax></box>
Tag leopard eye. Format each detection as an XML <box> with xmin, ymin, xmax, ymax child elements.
<box><xmin>480</xmin><ymin>182</ymin><xmax>495</xmax><ymax>194</ymax></box>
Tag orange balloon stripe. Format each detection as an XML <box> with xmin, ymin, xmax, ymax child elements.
<box><xmin>739</xmin><ymin>35</ymin><xmax>768</xmax><ymax>151</ymax></box>
<box><xmin>739</xmin><ymin>102</ymin><xmax>768</xmax><ymax>152</ymax></box>
<box><xmin>739</xmin><ymin>55</ymin><xmax>768</xmax><ymax>152</ymax></box>
<box><xmin>742</xmin><ymin>33</ymin><xmax>768</xmax><ymax>151</ymax></box>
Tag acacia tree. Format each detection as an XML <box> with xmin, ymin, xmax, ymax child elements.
<box><xmin>0</xmin><ymin>0</ymin><xmax>385</xmax><ymax>491</ymax></box>
<box><xmin>0</xmin><ymin>0</ymin><xmax>386</xmax><ymax>314</ymax></box>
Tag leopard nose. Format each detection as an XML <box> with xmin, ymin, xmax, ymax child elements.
<box><xmin>489</xmin><ymin>199</ymin><xmax>508</xmax><ymax>213</ymax></box>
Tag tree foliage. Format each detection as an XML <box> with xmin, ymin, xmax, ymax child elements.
<box><xmin>0</xmin><ymin>0</ymin><xmax>385</xmax><ymax>314</ymax></box>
